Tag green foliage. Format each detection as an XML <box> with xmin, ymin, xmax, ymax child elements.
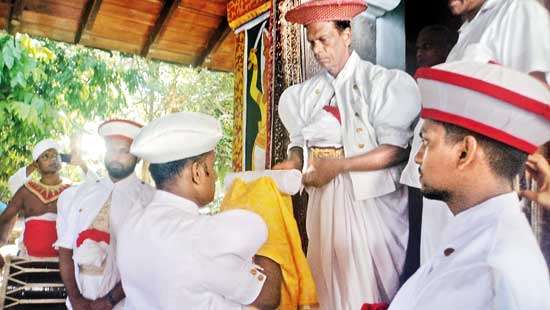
<box><xmin>0</xmin><ymin>34</ymin><xmax>146</xmax><ymax>200</ymax></box>
<box><xmin>0</xmin><ymin>33</ymin><xmax>234</xmax><ymax>202</ymax></box>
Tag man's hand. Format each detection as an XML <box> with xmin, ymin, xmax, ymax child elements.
<box><xmin>303</xmin><ymin>158</ymin><xmax>345</xmax><ymax>187</ymax></box>
<box><xmin>70</xmin><ymin>296</ymin><xmax>93</xmax><ymax>310</ymax></box>
<box><xmin>70</xmin><ymin>151</ymin><xmax>88</xmax><ymax>173</ymax></box>
<box><xmin>89</xmin><ymin>297</ymin><xmax>113</xmax><ymax>310</ymax></box>
<box><xmin>521</xmin><ymin>153</ymin><xmax>550</xmax><ymax>209</ymax></box>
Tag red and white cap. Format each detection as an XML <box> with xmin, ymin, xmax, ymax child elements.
<box><xmin>285</xmin><ymin>0</ymin><xmax>367</xmax><ymax>25</ymax></box>
<box><xmin>416</xmin><ymin>61</ymin><xmax>550</xmax><ymax>154</ymax></box>
<box><xmin>97</xmin><ymin>119</ymin><xmax>143</xmax><ymax>141</ymax></box>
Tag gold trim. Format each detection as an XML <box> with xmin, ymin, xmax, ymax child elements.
<box><xmin>309</xmin><ymin>147</ymin><xmax>344</xmax><ymax>160</ymax></box>
<box><xmin>229</xmin><ymin>2</ymin><xmax>272</xmax><ymax>30</ymax></box>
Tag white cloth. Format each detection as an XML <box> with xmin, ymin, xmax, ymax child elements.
<box><xmin>279</xmin><ymin>56</ymin><xmax>419</xmax><ymax>308</ymax></box>
<box><xmin>32</xmin><ymin>139</ymin><xmax>60</xmax><ymax>160</ymax></box>
<box><xmin>446</xmin><ymin>0</ymin><xmax>550</xmax><ymax>74</ymax></box>
<box><xmin>224</xmin><ymin>169</ymin><xmax>302</xmax><ymax>195</ymax></box>
<box><xmin>389</xmin><ymin>192</ymin><xmax>550</xmax><ymax>310</ymax></box>
<box><xmin>55</xmin><ymin>173</ymin><xmax>154</xmax><ymax>309</ymax></box>
<box><xmin>116</xmin><ymin>190</ymin><xmax>268</xmax><ymax>310</ymax></box>
<box><xmin>402</xmin><ymin>0</ymin><xmax>550</xmax><ymax>265</ymax></box>
<box><xmin>279</xmin><ymin>51</ymin><xmax>420</xmax><ymax>201</ymax></box>
<box><xmin>8</xmin><ymin>166</ymin><xmax>29</xmax><ymax>196</ymax></box>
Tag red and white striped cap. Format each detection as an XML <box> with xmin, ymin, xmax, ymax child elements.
<box><xmin>416</xmin><ymin>61</ymin><xmax>550</xmax><ymax>154</ymax></box>
<box><xmin>285</xmin><ymin>0</ymin><xmax>367</xmax><ymax>25</ymax></box>
<box><xmin>98</xmin><ymin>119</ymin><xmax>143</xmax><ymax>141</ymax></box>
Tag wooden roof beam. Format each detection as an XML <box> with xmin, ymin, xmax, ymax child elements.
<box><xmin>74</xmin><ymin>0</ymin><xmax>103</xmax><ymax>44</ymax></box>
<box><xmin>195</xmin><ymin>19</ymin><xmax>229</xmax><ymax>67</ymax></box>
<box><xmin>7</xmin><ymin>0</ymin><xmax>25</xmax><ymax>34</ymax></box>
<box><xmin>141</xmin><ymin>0</ymin><xmax>180</xmax><ymax>57</ymax></box>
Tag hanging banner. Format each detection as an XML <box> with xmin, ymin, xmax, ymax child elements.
<box><xmin>241</xmin><ymin>17</ymin><xmax>270</xmax><ymax>171</ymax></box>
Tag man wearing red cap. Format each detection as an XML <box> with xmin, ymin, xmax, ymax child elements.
<box><xmin>55</xmin><ymin>120</ymin><xmax>155</xmax><ymax>310</ymax></box>
<box><xmin>0</xmin><ymin>140</ymin><xmax>70</xmax><ymax>266</ymax></box>
<box><xmin>275</xmin><ymin>0</ymin><xmax>421</xmax><ymax>308</ymax></box>
<box><xmin>401</xmin><ymin>0</ymin><xmax>550</xmax><ymax>268</ymax></box>
<box><xmin>388</xmin><ymin>61</ymin><xmax>550</xmax><ymax>309</ymax></box>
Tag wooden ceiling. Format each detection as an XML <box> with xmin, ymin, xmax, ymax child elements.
<box><xmin>0</xmin><ymin>0</ymin><xmax>236</xmax><ymax>71</ymax></box>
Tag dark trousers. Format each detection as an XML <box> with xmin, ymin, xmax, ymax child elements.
<box><xmin>399</xmin><ymin>186</ymin><xmax>423</xmax><ymax>285</ymax></box>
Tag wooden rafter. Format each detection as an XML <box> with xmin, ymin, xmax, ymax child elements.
<box><xmin>195</xmin><ymin>18</ymin><xmax>229</xmax><ymax>67</ymax></box>
<box><xmin>74</xmin><ymin>0</ymin><xmax>102</xmax><ymax>44</ymax></box>
<box><xmin>7</xmin><ymin>0</ymin><xmax>24</xmax><ymax>34</ymax></box>
<box><xmin>141</xmin><ymin>0</ymin><xmax>180</xmax><ymax>57</ymax></box>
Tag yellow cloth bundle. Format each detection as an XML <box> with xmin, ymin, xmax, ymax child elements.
<box><xmin>221</xmin><ymin>176</ymin><xmax>318</xmax><ymax>309</ymax></box>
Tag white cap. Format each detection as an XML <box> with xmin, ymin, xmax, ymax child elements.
<box><xmin>131</xmin><ymin>112</ymin><xmax>223</xmax><ymax>164</ymax></box>
<box><xmin>32</xmin><ymin>139</ymin><xmax>61</xmax><ymax>160</ymax></box>
<box><xmin>98</xmin><ymin>119</ymin><xmax>143</xmax><ymax>140</ymax></box>
<box><xmin>416</xmin><ymin>61</ymin><xmax>550</xmax><ymax>154</ymax></box>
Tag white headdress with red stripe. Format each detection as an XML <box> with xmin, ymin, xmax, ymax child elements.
<box><xmin>416</xmin><ymin>61</ymin><xmax>550</xmax><ymax>154</ymax></box>
<box><xmin>97</xmin><ymin>119</ymin><xmax>143</xmax><ymax>141</ymax></box>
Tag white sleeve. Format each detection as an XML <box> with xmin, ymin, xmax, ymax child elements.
<box><xmin>197</xmin><ymin>210</ymin><xmax>268</xmax><ymax>305</ymax></box>
<box><xmin>495</xmin><ymin>0</ymin><xmax>550</xmax><ymax>74</ymax></box>
<box><xmin>369</xmin><ymin>69</ymin><xmax>421</xmax><ymax>148</ymax></box>
<box><xmin>53</xmin><ymin>186</ymin><xmax>79</xmax><ymax>250</ymax></box>
<box><xmin>278</xmin><ymin>85</ymin><xmax>306</xmax><ymax>151</ymax></box>
<box><xmin>8</xmin><ymin>166</ymin><xmax>30</xmax><ymax>196</ymax></box>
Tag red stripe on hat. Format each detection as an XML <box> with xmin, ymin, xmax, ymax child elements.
<box><xmin>421</xmin><ymin>108</ymin><xmax>538</xmax><ymax>154</ymax></box>
<box><xmin>416</xmin><ymin>67</ymin><xmax>550</xmax><ymax>120</ymax></box>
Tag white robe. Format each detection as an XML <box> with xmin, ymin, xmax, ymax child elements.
<box><xmin>116</xmin><ymin>190</ymin><xmax>268</xmax><ymax>310</ymax></box>
<box><xmin>401</xmin><ymin>0</ymin><xmax>550</xmax><ymax>265</ymax></box>
<box><xmin>389</xmin><ymin>192</ymin><xmax>550</xmax><ymax>310</ymax></box>
<box><xmin>278</xmin><ymin>52</ymin><xmax>420</xmax><ymax>308</ymax></box>
<box><xmin>55</xmin><ymin>173</ymin><xmax>154</xmax><ymax>309</ymax></box>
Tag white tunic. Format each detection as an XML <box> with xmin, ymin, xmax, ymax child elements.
<box><xmin>116</xmin><ymin>190</ymin><xmax>268</xmax><ymax>310</ymax></box>
<box><xmin>401</xmin><ymin>0</ymin><xmax>550</xmax><ymax>265</ymax></box>
<box><xmin>55</xmin><ymin>173</ymin><xmax>154</xmax><ymax>309</ymax></box>
<box><xmin>279</xmin><ymin>52</ymin><xmax>420</xmax><ymax>308</ymax></box>
<box><xmin>389</xmin><ymin>192</ymin><xmax>550</xmax><ymax>310</ymax></box>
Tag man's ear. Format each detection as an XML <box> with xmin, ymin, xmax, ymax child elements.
<box><xmin>457</xmin><ymin>135</ymin><xmax>479</xmax><ymax>170</ymax></box>
<box><xmin>191</xmin><ymin>161</ymin><xmax>202</xmax><ymax>185</ymax></box>
<box><xmin>343</xmin><ymin>27</ymin><xmax>352</xmax><ymax>47</ymax></box>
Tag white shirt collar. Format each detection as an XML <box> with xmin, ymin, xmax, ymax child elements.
<box><xmin>323</xmin><ymin>51</ymin><xmax>360</xmax><ymax>85</ymax></box>
<box><xmin>441</xmin><ymin>191</ymin><xmax>519</xmax><ymax>245</ymax></box>
<box><xmin>151</xmin><ymin>190</ymin><xmax>200</xmax><ymax>215</ymax></box>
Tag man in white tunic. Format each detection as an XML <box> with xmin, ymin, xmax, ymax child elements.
<box><xmin>117</xmin><ymin>112</ymin><xmax>282</xmax><ymax>309</ymax></box>
<box><xmin>389</xmin><ymin>61</ymin><xmax>550</xmax><ymax>309</ymax></box>
<box><xmin>55</xmin><ymin>119</ymin><xmax>155</xmax><ymax>309</ymax></box>
<box><xmin>401</xmin><ymin>0</ymin><xmax>550</xmax><ymax>266</ymax></box>
<box><xmin>275</xmin><ymin>0</ymin><xmax>420</xmax><ymax>308</ymax></box>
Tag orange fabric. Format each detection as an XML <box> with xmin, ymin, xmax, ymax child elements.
<box><xmin>222</xmin><ymin>177</ymin><xmax>318</xmax><ymax>309</ymax></box>
<box><xmin>23</xmin><ymin>220</ymin><xmax>58</xmax><ymax>257</ymax></box>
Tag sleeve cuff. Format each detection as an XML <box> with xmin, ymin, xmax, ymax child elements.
<box><xmin>376</xmin><ymin>126</ymin><xmax>412</xmax><ymax>148</ymax></box>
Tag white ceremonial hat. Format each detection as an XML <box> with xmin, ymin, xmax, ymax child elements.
<box><xmin>32</xmin><ymin>139</ymin><xmax>61</xmax><ymax>160</ymax></box>
<box><xmin>416</xmin><ymin>61</ymin><xmax>550</xmax><ymax>154</ymax></box>
<box><xmin>98</xmin><ymin>119</ymin><xmax>143</xmax><ymax>141</ymax></box>
<box><xmin>130</xmin><ymin>112</ymin><xmax>223</xmax><ymax>164</ymax></box>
